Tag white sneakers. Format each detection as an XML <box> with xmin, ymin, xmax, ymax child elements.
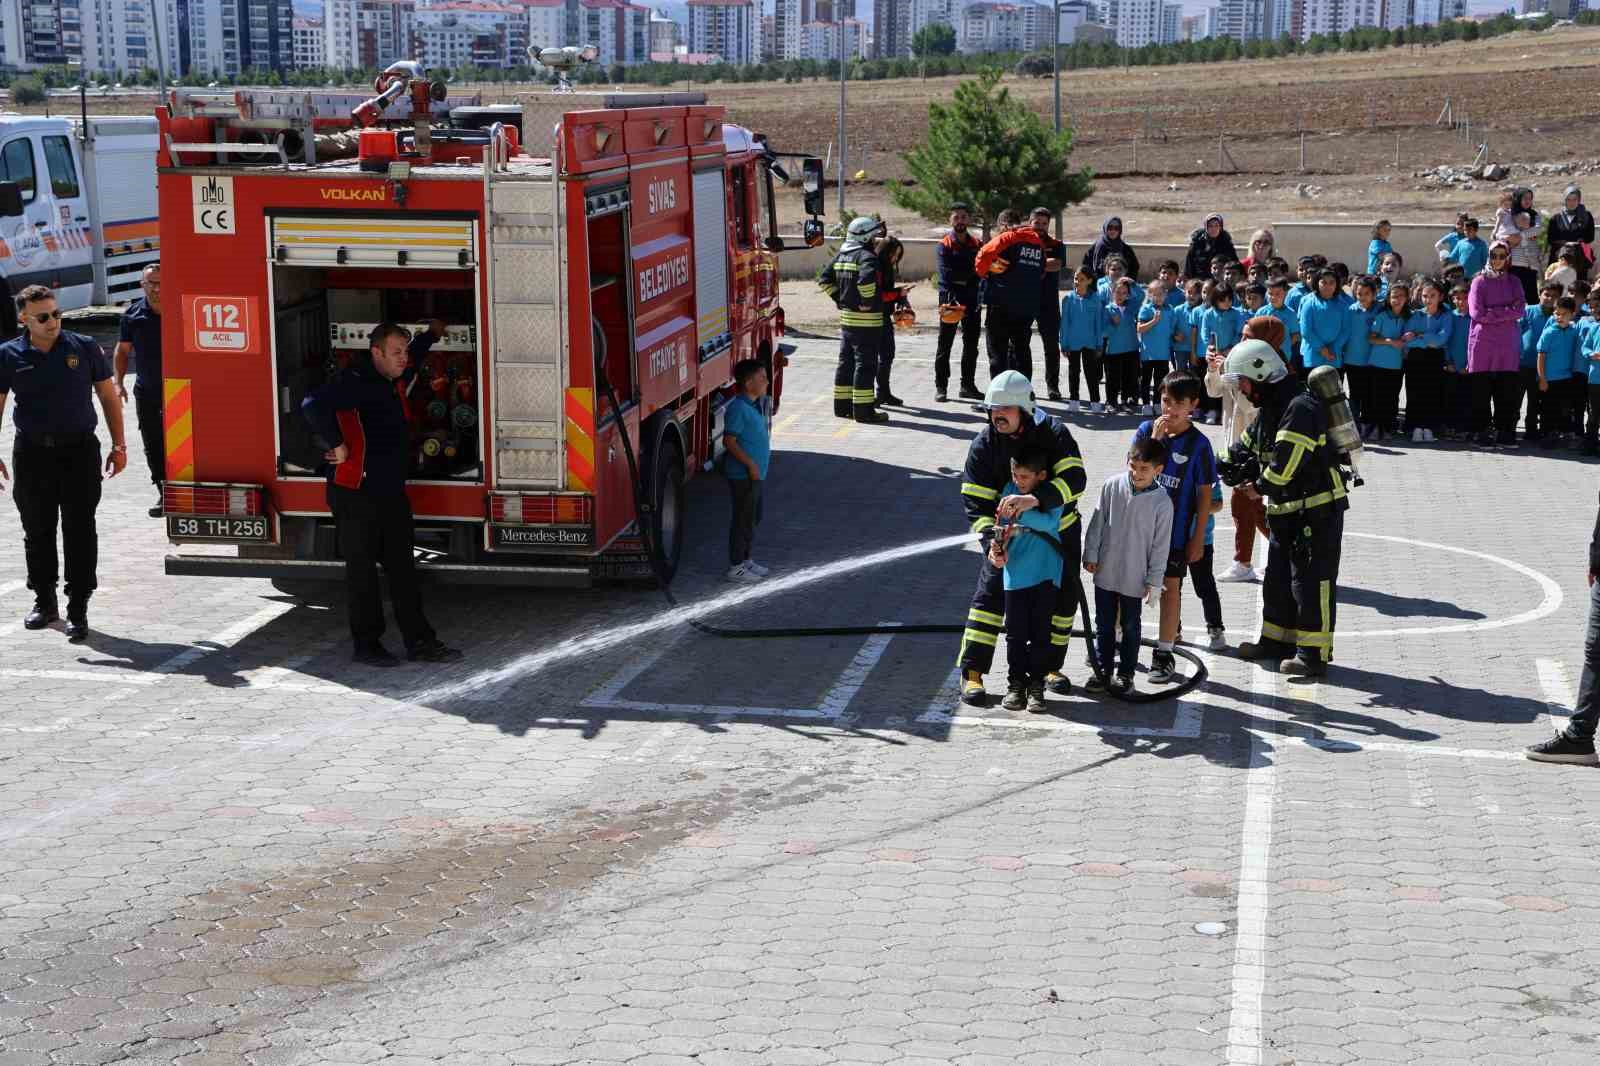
<box><xmin>1206</xmin><ymin>626</ymin><xmax>1228</xmax><ymax>651</ymax></box>
<box><xmin>1411</xmin><ymin>428</ymin><xmax>1425</xmax><ymax>443</ymax></box>
<box><xmin>1065</xmin><ymin>400</ymin><xmax>1079</xmax><ymax>413</ymax></box>
<box><xmin>727</xmin><ymin>561</ymin><xmax>771</xmax><ymax>582</ymax></box>
<box><xmin>1218</xmin><ymin>561</ymin><xmax>1259</xmax><ymax>583</ymax></box>
<box><xmin>1091</xmin><ymin>402</ymin><xmax>1106</xmax><ymax>414</ymax></box>
<box><xmin>1422</xmin><ymin>429</ymin><xmax>1435</xmax><ymax>442</ymax></box>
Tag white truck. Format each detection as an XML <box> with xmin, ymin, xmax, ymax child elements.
<box><xmin>0</xmin><ymin>114</ymin><xmax>159</xmax><ymax>309</ymax></box>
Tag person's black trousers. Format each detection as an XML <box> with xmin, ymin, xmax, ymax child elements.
<box><xmin>1472</xmin><ymin>370</ymin><xmax>1523</xmax><ymax>438</ymax></box>
<box><xmin>1517</xmin><ymin>367</ymin><xmax>1542</xmax><ymax>438</ymax></box>
<box><xmin>1367</xmin><ymin>367</ymin><xmax>1403</xmax><ymax>435</ymax></box>
<box><xmin>1068</xmin><ymin>347</ymin><xmax>1102</xmax><ymax>402</ymax></box>
<box><xmin>1139</xmin><ymin>361</ymin><xmax>1165</xmax><ymax>405</ymax></box>
<box><xmin>727</xmin><ymin>476</ymin><xmax>763</xmax><ymax>566</ymax></box>
<box><xmin>1345</xmin><ymin>365</ymin><xmax>1368</xmax><ymax>423</ymax></box>
<box><xmin>1103</xmin><ymin>351</ymin><xmax>1138</xmax><ymax>407</ymax></box>
<box><xmin>1510</xmin><ymin>265</ymin><xmax>1540</xmax><ymax>305</ymax></box>
<box><xmin>1564</xmin><ymin>579</ymin><xmax>1600</xmax><ymax>740</ymax></box>
<box><xmin>875</xmin><ymin>324</ymin><xmax>896</xmax><ymax>398</ymax></box>
<box><xmin>935</xmin><ymin>288</ymin><xmax>981</xmax><ymax>393</ymax></box>
<box><xmin>328</xmin><ymin>484</ymin><xmax>434</xmax><ymax>651</ymax></box>
<box><xmin>1586</xmin><ymin>383</ymin><xmax>1600</xmax><ymax>443</ymax></box>
<box><xmin>133</xmin><ymin>385</ymin><xmax>164</xmax><ymax>487</ymax></box>
<box><xmin>1403</xmin><ymin>349</ymin><xmax>1444</xmax><ymax>433</ymax></box>
<box><xmin>11</xmin><ymin>434</ymin><xmax>102</xmax><ymax>601</ymax></box>
<box><xmin>1189</xmin><ymin>544</ymin><xmax>1223</xmax><ymax>630</ymax></box>
<box><xmin>985</xmin><ymin>307</ymin><xmax>1034</xmax><ymax>383</ymax></box>
<box><xmin>1261</xmin><ymin>509</ymin><xmax>1343</xmax><ymax>664</ymax></box>
<box><xmin>1004</xmin><ymin>581</ymin><xmax>1056</xmax><ymax>686</ymax></box>
<box><xmin>1036</xmin><ymin>301</ymin><xmax>1062</xmax><ymax>394</ymax></box>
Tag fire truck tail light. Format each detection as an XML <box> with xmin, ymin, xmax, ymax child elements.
<box><xmin>490</xmin><ymin>494</ymin><xmax>592</xmax><ymax>526</ymax></box>
<box><xmin>165</xmin><ymin>483</ymin><xmax>264</xmax><ymax>517</ymax></box>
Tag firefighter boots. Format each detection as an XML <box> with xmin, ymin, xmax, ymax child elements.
<box><xmin>960</xmin><ymin>669</ymin><xmax>986</xmax><ymax>706</ymax></box>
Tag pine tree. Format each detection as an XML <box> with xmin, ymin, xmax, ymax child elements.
<box><xmin>889</xmin><ymin>68</ymin><xmax>1093</xmax><ymax>237</ymax></box>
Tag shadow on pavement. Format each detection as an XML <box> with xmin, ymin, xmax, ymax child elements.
<box><xmin>1338</xmin><ymin>584</ymin><xmax>1487</xmax><ymax>620</ymax></box>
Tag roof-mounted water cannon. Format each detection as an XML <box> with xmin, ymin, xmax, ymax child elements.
<box><xmin>531</xmin><ymin>44</ymin><xmax>600</xmax><ymax>93</ymax></box>
<box><xmin>352</xmin><ymin>60</ymin><xmax>449</xmax><ymax>154</ymax></box>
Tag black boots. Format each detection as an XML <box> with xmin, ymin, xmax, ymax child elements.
<box><xmin>24</xmin><ymin>595</ymin><xmax>58</xmax><ymax>630</ymax></box>
<box><xmin>64</xmin><ymin>596</ymin><xmax>90</xmax><ymax>642</ymax></box>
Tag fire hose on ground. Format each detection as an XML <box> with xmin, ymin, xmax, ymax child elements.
<box><xmin>594</xmin><ymin>361</ymin><xmax>1207</xmax><ymax>707</ymax></box>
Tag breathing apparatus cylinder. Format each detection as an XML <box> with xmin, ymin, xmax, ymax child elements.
<box><xmin>1306</xmin><ymin>364</ymin><xmax>1365</xmax><ymax>487</ymax></box>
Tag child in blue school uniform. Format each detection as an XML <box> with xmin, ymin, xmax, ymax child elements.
<box><xmin>1196</xmin><ymin>283</ymin><xmax>1245</xmax><ymax>424</ymax></box>
<box><xmin>1520</xmin><ymin>282</ymin><xmax>1561</xmax><ymax>442</ymax></box>
<box><xmin>1365</xmin><ymin>280</ymin><xmax>1413</xmax><ymax>441</ymax></box>
<box><xmin>1103</xmin><ymin>275</ymin><xmax>1143</xmax><ymax>413</ymax></box>
<box><xmin>1367</xmin><ymin>220</ymin><xmax>1393</xmax><ymax>275</ymax></box>
<box><xmin>1404</xmin><ymin>277</ymin><xmax>1453</xmax><ymax>443</ymax></box>
<box><xmin>1443</xmin><ymin>284</ymin><xmax>1473</xmax><ymax>438</ymax></box>
<box><xmin>1060</xmin><ymin>266</ymin><xmax>1109</xmax><ymax>413</ymax></box>
<box><xmin>1536</xmin><ymin>295</ymin><xmax>1582</xmax><ymax>445</ymax></box>
<box><xmin>989</xmin><ymin>445</ymin><xmax>1066</xmax><ymax>713</ymax></box>
<box><xmin>1297</xmin><ymin>269</ymin><xmax>1347</xmax><ymax>373</ymax></box>
<box><xmin>1582</xmin><ymin>284</ymin><xmax>1600</xmax><ymax>454</ymax></box>
<box><xmin>1136</xmin><ymin>280</ymin><xmax>1177</xmax><ymax>415</ymax></box>
<box><xmin>1171</xmin><ymin>277</ymin><xmax>1204</xmax><ymax>374</ymax></box>
<box><xmin>1344</xmin><ymin>276</ymin><xmax>1380</xmax><ymax>433</ymax></box>
<box><xmin>1252</xmin><ymin>277</ymin><xmax>1299</xmax><ymax>365</ymax></box>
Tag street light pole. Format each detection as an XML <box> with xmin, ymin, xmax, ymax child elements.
<box><xmin>837</xmin><ymin>21</ymin><xmax>847</xmax><ymax>218</ymax></box>
<box><xmin>1052</xmin><ymin>3</ymin><xmax>1064</xmax><ymax>238</ymax></box>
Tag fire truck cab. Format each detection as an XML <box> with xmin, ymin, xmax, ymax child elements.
<box><xmin>155</xmin><ymin>77</ymin><xmax>822</xmax><ymax>587</ymax></box>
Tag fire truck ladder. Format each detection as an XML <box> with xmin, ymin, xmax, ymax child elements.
<box><xmin>482</xmin><ymin>125</ymin><xmax>567</xmax><ymax>489</ymax></box>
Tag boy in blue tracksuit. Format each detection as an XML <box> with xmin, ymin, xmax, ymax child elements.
<box><xmin>1537</xmin><ymin>296</ymin><xmax>1582</xmax><ymax>442</ymax></box>
<box><xmin>1521</xmin><ymin>282</ymin><xmax>1561</xmax><ymax>441</ymax></box>
<box><xmin>1060</xmin><ymin>266</ymin><xmax>1108</xmax><ymax>411</ymax></box>
<box><xmin>1171</xmin><ymin>278</ymin><xmax>1203</xmax><ymax>373</ymax></box>
<box><xmin>1136</xmin><ymin>280</ymin><xmax>1177</xmax><ymax>413</ymax></box>
<box><xmin>1253</xmin><ymin>277</ymin><xmax>1299</xmax><ymax>364</ymax></box>
<box><xmin>1450</xmin><ymin>218</ymin><xmax>1489</xmax><ymax>278</ymax></box>
<box><xmin>1298</xmin><ymin>270</ymin><xmax>1347</xmax><ymax>371</ymax></box>
<box><xmin>1444</xmin><ymin>284</ymin><xmax>1472</xmax><ymax>437</ymax></box>
<box><xmin>988</xmin><ymin>445</ymin><xmax>1065</xmax><ymax>712</ymax></box>
<box><xmin>1197</xmin><ymin>285</ymin><xmax>1244</xmax><ymax>424</ymax></box>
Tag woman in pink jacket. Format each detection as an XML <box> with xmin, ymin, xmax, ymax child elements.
<box><xmin>1467</xmin><ymin>241</ymin><xmax>1526</xmax><ymax>446</ymax></box>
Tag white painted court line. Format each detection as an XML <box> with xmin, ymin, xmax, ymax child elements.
<box><xmin>1225</xmin><ymin>588</ymin><xmax>1277</xmax><ymax>1066</ymax></box>
<box><xmin>0</xmin><ymin>579</ymin><xmax>27</xmax><ymax>598</ymax></box>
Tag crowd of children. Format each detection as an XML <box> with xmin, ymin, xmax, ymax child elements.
<box><xmin>1051</xmin><ymin>208</ymin><xmax>1600</xmax><ymax>454</ymax></box>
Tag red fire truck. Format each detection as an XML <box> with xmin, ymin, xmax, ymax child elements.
<box><xmin>155</xmin><ymin>71</ymin><xmax>823</xmax><ymax>587</ymax></box>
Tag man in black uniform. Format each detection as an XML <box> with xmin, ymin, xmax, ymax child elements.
<box><xmin>934</xmin><ymin>203</ymin><xmax>982</xmax><ymax>403</ymax></box>
<box><xmin>975</xmin><ymin>209</ymin><xmax>1045</xmax><ymax>384</ymax></box>
<box><xmin>958</xmin><ymin>370</ymin><xmax>1088</xmax><ymax>705</ymax></box>
<box><xmin>113</xmin><ymin>264</ymin><xmax>164</xmax><ymax>518</ymax></box>
<box><xmin>1029</xmin><ymin>207</ymin><xmax>1066</xmax><ymax>401</ymax></box>
<box><xmin>0</xmin><ymin>284</ymin><xmax>128</xmax><ymax>640</ymax></box>
<box><xmin>1222</xmin><ymin>339</ymin><xmax>1349</xmax><ymax>677</ymax></box>
<box><xmin>817</xmin><ymin>216</ymin><xmax>889</xmax><ymax>424</ymax></box>
<box><xmin>302</xmin><ymin>322</ymin><xmax>462</xmax><ymax>667</ymax></box>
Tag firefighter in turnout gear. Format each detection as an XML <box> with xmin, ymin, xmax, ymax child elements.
<box><xmin>958</xmin><ymin>370</ymin><xmax>1088</xmax><ymax>705</ymax></box>
<box><xmin>1220</xmin><ymin>339</ymin><xmax>1350</xmax><ymax>678</ymax></box>
<box><xmin>819</xmin><ymin>216</ymin><xmax>890</xmax><ymax>424</ymax></box>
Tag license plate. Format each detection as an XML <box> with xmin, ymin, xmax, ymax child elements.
<box><xmin>167</xmin><ymin>514</ymin><xmax>270</xmax><ymax>542</ymax></box>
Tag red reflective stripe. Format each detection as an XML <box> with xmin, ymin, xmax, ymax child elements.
<box><xmin>333</xmin><ymin>410</ymin><xmax>365</xmax><ymax>489</ymax></box>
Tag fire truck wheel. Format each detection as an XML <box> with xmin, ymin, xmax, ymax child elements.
<box><xmin>648</xmin><ymin>442</ymin><xmax>687</xmax><ymax>583</ymax></box>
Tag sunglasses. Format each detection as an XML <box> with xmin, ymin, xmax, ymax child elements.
<box><xmin>1489</xmin><ymin>252</ymin><xmax>1510</xmax><ymax>260</ymax></box>
<box><xmin>27</xmin><ymin>310</ymin><xmax>62</xmax><ymax>323</ymax></box>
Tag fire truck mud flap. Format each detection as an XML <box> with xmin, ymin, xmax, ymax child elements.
<box><xmin>162</xmin><ymin>555</ymin><xmax>592</xmax><ymax>589</ymax></box>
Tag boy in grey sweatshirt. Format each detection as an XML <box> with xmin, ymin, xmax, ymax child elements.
<box><xmin>1083</xmin><ymin>436</ymin><xmax>1174</xmax><ymax>694</ymax></box>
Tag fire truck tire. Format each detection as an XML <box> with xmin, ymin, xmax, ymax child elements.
<box><xmin>648</xmin><ymin>441</ymin><xmax>687</xmax><ymax>583</ymax></box>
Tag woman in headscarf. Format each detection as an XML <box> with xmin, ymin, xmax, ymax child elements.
<box><xmin>1184</xmin><ymin>213</ymin><xmax>1238</xmax><ymax>280</ymax></box>
<box><xmin>1083</xmin><ymin>216</ymin><xmax>1139</xmax><ymax>280</ymax></box>
<box><xmin>1239</xmin><ymin>229</ymin><xmax>1275</xmax><ymax>272</ymax></box>
<box><xmin>1466</xmin><ymin>240</ymin><xmax>1527</xmax><ymax>446</ymax></box>
<box><xmin>1546</xmin><ymin>185</ymin><xmax>1595</xmax><ymax>277</ymax></box>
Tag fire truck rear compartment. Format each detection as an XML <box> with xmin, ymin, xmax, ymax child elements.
<box><xmin>271</xmin><ymin>261</ymin><xmax>483</xmax><ymax>485</ymax></box>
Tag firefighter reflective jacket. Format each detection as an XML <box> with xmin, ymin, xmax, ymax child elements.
<box><xmin>961</xmin><ymin>411</ymin><xmax>1087</xmax><ymax>544</ymax></box>
<box><xmin>818</xmin><ymin>243</ymin><xmax>883</xmax><ymax>329</ymax></box>
<box><xmin>937</xmin><ymin>230</ymin><xmax>980</xmax><ymax>302</ymax></box>
<box><xmin>1241</xmin><ymin>382</ymin><xmax>1350</xmax><ymax>518</ymax></box>
<box><xmin>975</xmin><ymin>227</ymin><xmax>1045</xmax><ymax>318</ymax></box>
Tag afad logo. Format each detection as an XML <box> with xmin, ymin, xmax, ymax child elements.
<box><xmin>4</xmin><ymin>218</ymin><xmax>49</xmax><ymax>270</ymax></box>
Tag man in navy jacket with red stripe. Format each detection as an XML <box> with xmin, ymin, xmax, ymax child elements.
<box><xmin>302</xmin><ymin>322</ymin><xmax>461</xmax><ymax>666</ymax></box>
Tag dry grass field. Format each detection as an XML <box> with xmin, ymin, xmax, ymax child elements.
<box><xmin>28</xmin><ymin>23</ymin><xmax>1600</xmax><ymax>244</ymax></box>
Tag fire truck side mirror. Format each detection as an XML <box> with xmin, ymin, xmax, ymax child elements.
<box><xmin>802</xmin><ymin>219</ymin><xmax>825</xmax><ymax>248</ymax></box>
<box><xmin>0</xmin><ymin>181</ymin><xmax>22</xmax><ymax>218</ymax></box>
<box><xmin>801</xmin><ymin>158</ymin><xmax>825</xmax><ymax>218</ymax></box>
